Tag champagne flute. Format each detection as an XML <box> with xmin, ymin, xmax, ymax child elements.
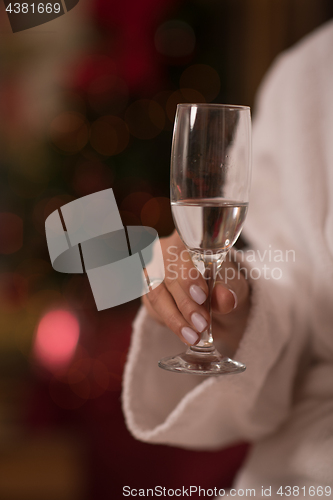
<box><xmin>158</xmin><ymin>103</ymin><xmax>251</xmax><ymax>375</ymax></box>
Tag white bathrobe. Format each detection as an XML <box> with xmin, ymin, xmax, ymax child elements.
<box><xmin>122</xmin><ymin>20</ymin><xmax>333</xmax><ymax>498</ymax></box>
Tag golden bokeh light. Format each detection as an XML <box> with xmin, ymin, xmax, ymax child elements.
<box><xmin>140</xmin><ymin>198</ymin><xmax>160</xmax><ymax>228</ymax></box>
<box><xmin>120</xmin><ymin>191</ymin><xmax>153</xmax><ymax>216</ymax></box>
<box><xmin>32</xmin><ymin>195</ymin><xmax>74</xmax><ymax>235</ymax></box>
<box><xmin>88</xmin><ymin>75</ymin><xmax>129</xmax><ymax>114</ymax></box>
<box><xmin>141</xmin><ymin>197</ymin><xmax>174</xmax><ymax>236</ymax></box>
<box><xmin>90</xmin><ymin>116</ymin><xmax>129</xmax><ymax>156</ymax></box>
<box><xmin>8</xmin><ymin>142</ymin><xmax>51</xmax><ymax>199</ymax></box>
<box><xmin>61</xmin><ymin>90</ymin><xmax>87</xmax><ymax>115</ymax></box>
<box><xmin>124</xmin><ymin>99</ymin><xmax>165</xmax><ymax>140</ymax></box>
<box><xmin>50</xmin><ymin>112</ymin><xmax>89</xmax><ymax>154</ymax></box>
<box><xmin>152</xmin><ymin>91</ymin><xmax>175</xmax><ymax>130</ymax></box>
<box><xmin>73</xmin><ymin>160</ymin><xmax>114</xmax><ymax>196</ymax></box>
<box><xmin>166</xmin><ymin>89</ymin><xmax>206</xmax><ymax>123</ymax></box>
<box><xmin>119</xmin><ymin>211</ymin><xmax>141</xmax><ymax>227</ymax></box>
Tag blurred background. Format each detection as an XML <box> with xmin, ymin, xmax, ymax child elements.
<box><xmin>0</xmin><ymin>1</ymin><xmax>332</xmax><ymax>498</ymax></box>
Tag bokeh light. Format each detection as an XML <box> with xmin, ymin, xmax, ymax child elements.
<box><xmin>48</xmin><ymin>377</ymin><xmax>86</xmax><ymax>410</ymax></box>
<box><xmin>155</xmin><ymin>20</ymin><xmax>196</xmax><ymax>59</ymax></box>
<box><xmin>50</xmin><ymin>112</ymin><xmax>89</xmax><ymax>154</ymax></box>
<box><xmin>141</xmin><ymin>197</ymin><xmax>174</xmax><ymax>236</ymax></box>
<box><xmin>8</xmin><ymin>143</ymin><xmax>51</xmax><ymax>199</ymax></box>
<box><xmin>90</xmin><ymin>116</ymin><xmax>129</xmax><ymax>156</ymax></box>
<box><xmin>72</xmin><ymin>54</ymin><xmax>117</xmax><ymax>96</ymax></box>
<box><xmin>120</xmin><ymin>191</ymin><xmax>153</xmax><ymax>216</ymax></box>
<box><xmin>119</xmin><ymin>211</ymin><xmax>141</xmax><ymax>226</ymax></box>
<box><xmin>180</xmin><ymin>64</ymin><xmax>221</xmax><ymax>102</ymax></box>
<box><xmin>67</xmin><ymin>358</ymin><xmax>109</xmax><ymax>400</ymax></box>
<box><xmin>113</xmin><ymin>177</ymin><xmax>154</xmax><ymax>202</ymax></box>
<box><xmin>47</xmin><ymin>342</ymin><xmax>124</xmax><ymax>409</ymax></box>
<box><xmin>60</xmin><ymin>90</ymin><xmax>87</xmax><ymax>115</ymax></box>
<box><xmin>62</xmin><ymin>275</ymin><xmax>96</xmax><ymax>311</ymax></box>
<box><xmin>98</xmin><ymin>349</ymin><xmax>126</xmax><ymax>392</ymax></box>
<box><xmin>119</xmin><ymin>191</ymin><xmax>153</xmax><ymax>226</ymax></box>
<box><xmin>34</xmin><ymin>310</ymin><xmax>80</xmax><ymax>371</ymax></box>
<box><xmin>152</xmin><ymin>91</ymin><xmax>175</xmax><ymax>130</ymax></box>
<box><xmin>72</xmin><ymin>160</ymin><xmax>114</xmax><ymax>196</ymax></box>
<box><xmin>11</xmin><ymin>290</ymin><xmax>67</xmax><ymax>364</ymax></box>
<box><xmin>88</xmin><ymin>74</ymin><xmax>129</xmax><ymax>114</ymax></box>
<box><xmin>16</xmin><ymin>258</ymin><xmax>53</xmax><ymax>292</ymax></box>
<box><xmin>166</xmin><ymin>89</ymin><xmax>206</xmax><ymax>123</ymax></box>
<box><xmin>32</xmin><ymin>195</ymin><xmax>74</xmax><ymax>235</ymax></box>
<box><xmin>124</xmin><ymin>99</ymin><xmax>165</xmax><ymax>139</ymax></box>
<box><xmin>0</xmin><ymin>213</ymin><xmax>23</xmax><ymax>254</ymax></box>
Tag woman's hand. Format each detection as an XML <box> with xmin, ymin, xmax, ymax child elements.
<box><xmin>142</xmin><ymin>230</ymin><xmax>251</xmax><ymax>355</ymax></box>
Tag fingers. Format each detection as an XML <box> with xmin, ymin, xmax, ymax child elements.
<box><xmin>142</xmin><ymin>283</ymin><xmax>202</xmax><ymax>346</ymax></box>
<box><xmin>142</xmin><ymin>231</ymin><xmax>211</xmax><ymax>346</ymax></box>
<box><xmin>164</xmin><ymin>239</ymin><xmax>208</xmax><ymax>301</ymax></box>
<box><xmin>142</xmin><ymin>231</ymin><xmax>251</xmax><ymax>351</ymax></box>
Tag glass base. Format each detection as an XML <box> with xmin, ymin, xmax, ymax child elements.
<box><xmin>158</xmin><ymin>347</ymin><xmax>246</xmax><ymax>376</ymax></box>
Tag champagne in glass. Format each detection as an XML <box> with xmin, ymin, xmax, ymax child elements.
<box><xmin>158</xmin><ymin>104</ymin><xmax>251</xmax><ymax>375</ymax></box>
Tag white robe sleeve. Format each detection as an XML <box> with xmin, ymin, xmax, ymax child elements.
<box><xmin>122</xmin><ymin>22</ymin><xmax>333</xmax><ymax>450</ymax></box>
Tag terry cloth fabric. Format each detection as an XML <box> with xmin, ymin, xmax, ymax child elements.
<box><xmin>122</xmin><ymin>20</ymin><xmax>333</xmax><ymax>499</ymax></box>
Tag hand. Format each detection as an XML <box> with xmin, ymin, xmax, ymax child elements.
<box><xmin>142</xmin><ymin>230</ymin><xmax>251</xmax><ymax>355</ymax></box>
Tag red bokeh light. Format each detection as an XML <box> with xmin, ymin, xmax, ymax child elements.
<box><xmin>141</xmin><ymin>196</ymin><xmax>174</xmax><ymax>236</ymax></box>
<box><xmin>34</xmin><ymin>310</ymin><xmax>80</xmax><ymax>371</ymax></box>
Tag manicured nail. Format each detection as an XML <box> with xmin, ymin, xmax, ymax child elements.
<box><xmin>189</xmin><ymin>285</ymin><xmax>207</xmax><ymax>305</ymax></box>
<box><xmin>181</xmin><ymin>327</ymin><xmax>199</xmax><ymax>345</ymax></box>
<box><xmin>191</xmin><ymin>312</ymin><xmax>208</xmax><ymax>332</ymax></box>
<box><xmin>230</xmin><ymin>289</ymin><xmax>238</xmax><ymax>309</ymax></box>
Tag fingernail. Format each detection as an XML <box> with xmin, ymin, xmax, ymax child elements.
<box><xmin>191</xmin><ymin>312</ymin><xmax>208</xmax><ymax>332</ymax></box>
<box><xmin>181</xmin><ymin>327</ymin><xmax>199</xmax><ymax>345</ymax></box>
<box><xmin>189</xmin><ymin>285</ymin><xmax>207</xmax><ymax>305</ymax></box>
<box><xmin>230</xmin><ymin>289</ymin><xmax>238</xmax><ymax>309</ymax></box>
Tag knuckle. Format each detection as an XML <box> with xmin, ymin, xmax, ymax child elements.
<box><xmin>165</xmin><ymin>312</ymin><xmax>180</xmax><ymax>333</ymax></box>
<box><xmin>146</xmin><ymin>284</ymin><xmax>164</xmax><ymax>307</ymax></box>
<box><xmin>178</xmin><ymin>296</ymin><xmax>192</xmax><ymax>314</ymax></box>
<box><xmin>164</xmin><ymin>273</ymin><xmax>177</xmax><ymax>288</ymax></box>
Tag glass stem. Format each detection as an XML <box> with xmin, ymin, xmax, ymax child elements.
<box><xmin>190</xmin><ymin>261</ymin><xmax>218</xmax><ymax>352</ymax></box>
